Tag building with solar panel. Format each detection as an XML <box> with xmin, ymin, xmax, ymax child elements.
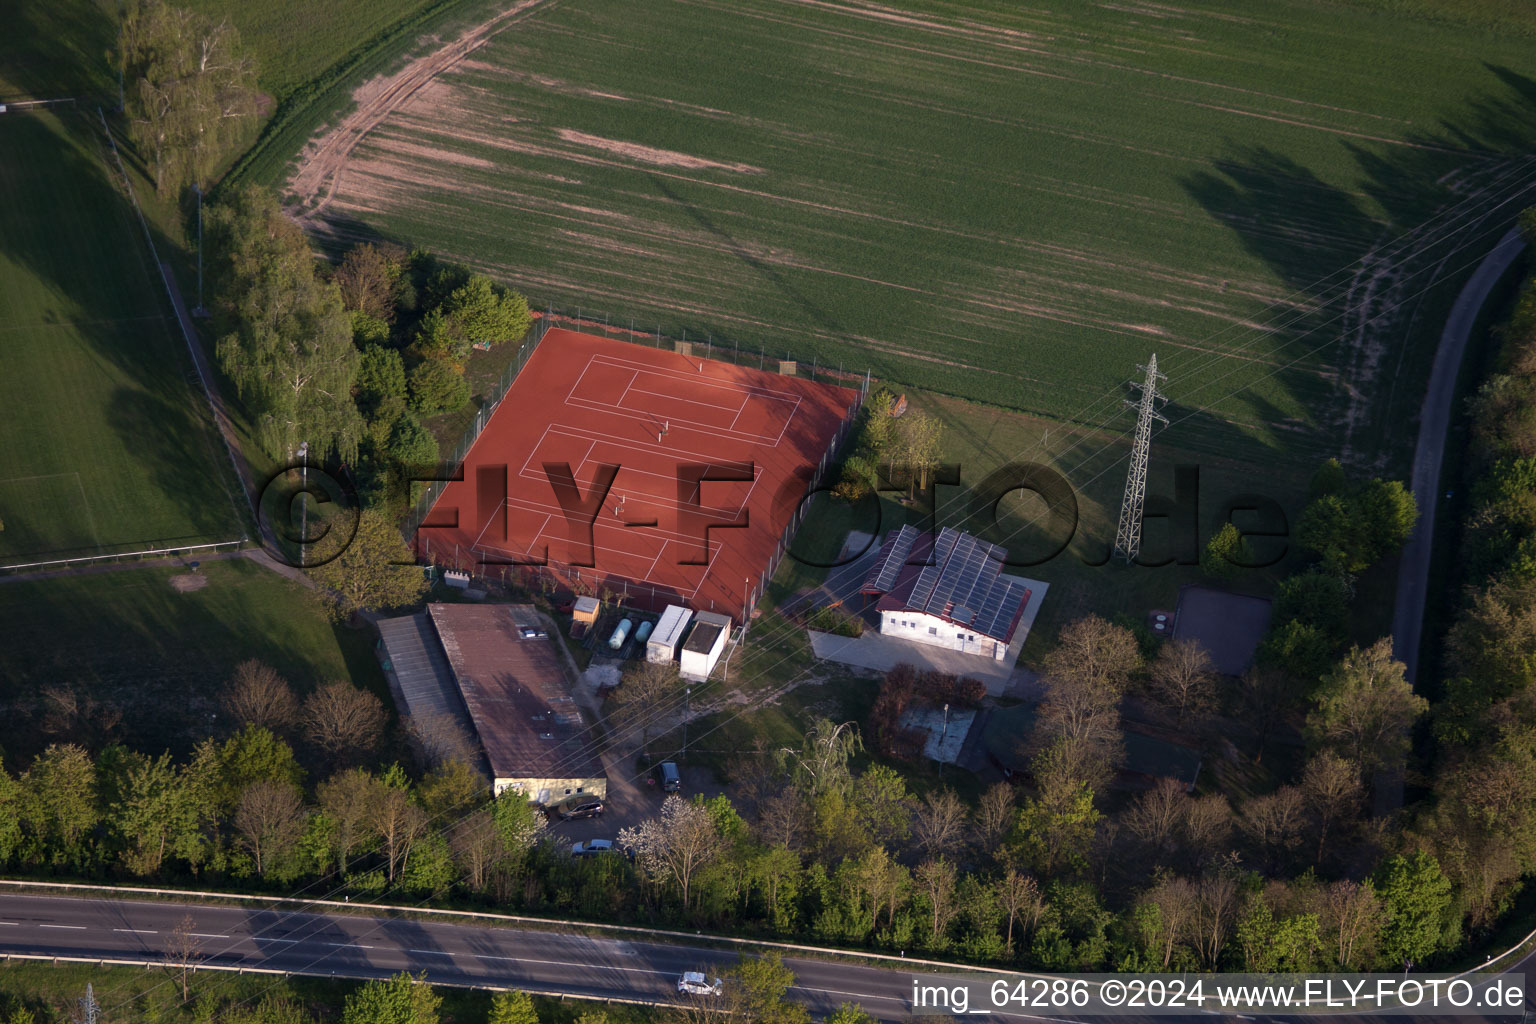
<box><xmin>860</xmin><ymin>524</ymin><xmax>1035</xmax><ymax>660</ymax></box>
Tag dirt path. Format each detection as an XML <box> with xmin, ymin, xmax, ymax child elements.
<box><xmin>287</xmin><ymin>0</ymin><xmax>555</xmax><ymax>222</ymax></box>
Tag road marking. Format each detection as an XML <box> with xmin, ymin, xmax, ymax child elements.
<box><xmin>262</xmin><ymin>938</ymin><xmax>300</xmax><ymax>944</ymax></box>
<box><xmin>0</xmin><ymin>922</ymin><xmax>18</xmax><ymax>927</ymax></box>
<box><xmin>408</xmin><ymin>949</ymin><xmax>454</xmax><ymax>956</ymax></box>
<box><xmin>39</xmin><ymin>924</ymin><xmax>86</xmax><ymax>930</ymax></box>
<box><xmin>474</xmin><ymin>952</ymin><xmax>672</xmax><ymax>977</ymax></box>
<box><xmin>189</xmin><ymin>933</ymin><xmax>229</xmax><ymax>939</ymax></box>
<box><xmin>113</xmin><ymin>928</ymin><xmax>158</xmax><ymax>935</ymax></box>
<box><xmin>324</xmin><ymin>942</ymin><xmax>375</xmax><ymax>949</ymax></box>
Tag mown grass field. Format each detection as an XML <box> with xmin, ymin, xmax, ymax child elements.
<box><xmin>0</xmin><ymin>109</ymin><xmax>243</xmax><ymax>564</ymax></box>
<box><xmin>302</xmin><ymin>0</ymin><xmax>1536</xmax><ymax>471</ymax></box>
<box><xmin>0</xmin><ymin>557</ymin><xmax>386</xmax><ymax>765</ymax></box>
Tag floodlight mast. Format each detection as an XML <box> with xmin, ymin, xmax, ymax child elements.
<box><xmin>1112</xmin><ymin>354</ymin><xmax>1168</xmax><ymax>564</ymax></box>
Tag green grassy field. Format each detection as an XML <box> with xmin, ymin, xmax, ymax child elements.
<box><xmin>299</xmin><ymin>0</ymin><xmax>1536</xmax><ymax>471</ymax></box>
<box><xmin>0</xmin><ymin>557</ymin><xmax>387</xmax><ymax>766</ymax></box>
<box><xmin>0</xmin><ymin>109</ymin><xmax>243</xmax><ymax>564</ymax></box>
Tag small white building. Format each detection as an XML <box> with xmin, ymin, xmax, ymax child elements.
<box><xmin>648</xmin><ymin>604</ymin><xmax>693</xmax><ymax>663</ymax></box>
<box><xmin>680</xmin><ymin>610</ymin><xmax>732</xmax><ymax>682</ymax></box>
<box><xmin>861</xmin><ymin>525</ymin><xmax>1034</xmax><ymax>661</ymax></box>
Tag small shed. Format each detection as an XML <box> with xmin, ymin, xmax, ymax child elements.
<box><xmin>680</xmin><ymin>611</ymin><xmax>731</xmax><ymax>682</ymax></box>
<box><xmin>648</xmin><ymin>604</ymin><xmax>693</xmax><ymax>664</ymax></box>
<box><xmin>571</xmin><ymin>596</ymin><xmax>600</xmax><ymax>626</ymax></box>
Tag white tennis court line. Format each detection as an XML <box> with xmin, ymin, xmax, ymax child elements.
<box><xmin>726</xmin><ymin>394</ymin><xmax>751</xmax><ymax>433</ymax></box>
<box><xmin>625</xmin><ymin>382</ymin><xmax>742</xmax><ymax>415</ymax></box>
<box><xmin>565</xmin><ymin>395</ymin><xmax>794</xmax><ymax>447</ymax></box>
<box><xmin>585</xmin><ymin>351</ymin><xmax>805</xmax><ymax>402</ymax></box>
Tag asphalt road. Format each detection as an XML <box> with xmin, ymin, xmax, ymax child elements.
<box><xmin>1392</xmin><ymin>226</ymin><xmax>1527</xmax><ymax>684</ymax></box>
<box><xmin>0</xmin><ymin>893</ymin><xmax>948</xmax><ymax>1022</ymax></box>
<box><xmin>1</xmin><ymin>893</ymin><xmax>1532</xmax><ymax>1022</ymax></box>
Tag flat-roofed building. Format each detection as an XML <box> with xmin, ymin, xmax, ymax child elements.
<box><xmin>680</xmin><ymin>610</ymin><xmax>732</xmax><ymax>682</ymax></box>
<box><xmin>427</xmin><ymin>603</ymin><xmax>606</xmax><ymax>803</ymax></box>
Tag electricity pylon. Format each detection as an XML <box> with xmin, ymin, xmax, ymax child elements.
<box><xmin>1113</xmin><ymin>354</ymin><xmax>1168</xmax><ymax>564</ymax></box>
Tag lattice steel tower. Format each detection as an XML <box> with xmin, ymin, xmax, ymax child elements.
<box><xmin>1113</xmin><ymin>354</ymin><xmax>1168</xmax><ymax>564</ymax></box>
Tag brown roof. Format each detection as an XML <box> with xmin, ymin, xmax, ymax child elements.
<box><xmin>427</xmin><ymin>603</ymin><xmax>603</xmax><ymax>783</ymax></box>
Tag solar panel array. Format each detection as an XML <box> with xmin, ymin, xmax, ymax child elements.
<box><xmin>906</xmin><ymin>527</ymin><xmax>1028</xmax><ymax>641</ymax></box>
<box><xmin>862</xmin><ymin>523</ymin><xmax>921</xmax><ymax>593</ymax></box>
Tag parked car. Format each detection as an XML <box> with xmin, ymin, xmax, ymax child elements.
<box><xmin>655</xmin><ymin>761</ymin><xmax>681</xmax><ymax>793</ymax></box>
<box><xmin>677</xmin><ymin>972</ymin><xmax>723</xmax><ymax>996</ymax></box>
<box><xmin>571</xmin><ymin>839</ymin><xmax>615</xmax><ymax>857</ymax></box>
<box><xmin>554</xmin><ymin>796</ymin><xmax>604</xmax><ymax>820</ymax></box>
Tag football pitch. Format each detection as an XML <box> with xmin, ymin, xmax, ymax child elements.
<box><xmin>0</xmin><ymin>109</ymin><xmax>244</xmax><ymax>565</ymax></box>
<box><xmin>297</xmin><ymin>0</ymin><xmax>1536</xmax><ymax>469</ymax></box>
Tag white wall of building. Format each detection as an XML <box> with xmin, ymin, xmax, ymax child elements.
<box><xmin>880</xmin><ymin>610</ymin><xmax>1006</xmax><ymax>660</ymax></box>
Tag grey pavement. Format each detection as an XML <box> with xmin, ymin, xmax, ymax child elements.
<box><xmin>1393</xmin><ymin>226</ymin><xmax>1526</xmax><ymax>684</ymax></box>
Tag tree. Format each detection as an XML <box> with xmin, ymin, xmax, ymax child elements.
<box><xmin>1236</xmin><ymin>665</ymin><xmax>1300</xmax><ymax>763</ymax></box>
<box><xmin>1275</xmin><ymin>572</ymin><xmax>1351</xmax><ymax>635</ymax></box>
<box><xmin>407</xmin><ymin>359</ymin><xmax>471</xmax><ymax>415</ymax></box>
<box><xmin>912</xmin><ymin>789</ymin><xmax>967</xmax><ymax>860</ymax></box>
<box><xmin>209</xmin><ymin>185</ymin><xmax>362</xmax><ymax>462</ymax></box>
<box><xmin>307</xmin><ymin>509</ymin><xmax>429</xmax><ymax>621</ymax></box>
<box><xmin>442</xmin><ymin>276</ymin><xmax>532</xmax><ymax>347</ymax></box>
<box><xmin>387</xmin><ymin>412</ymin><xmax>440</xmax><ymax>472</ymax></box>
<box><xmin>317</xmin><ymin>768</ymin><xmax>380</xmax><ymax>875</ymax></box>
<box><xmin>1190</xmin><ymin>871</ymin><xmax>1241</xmax><ymax>968</ymax></box>
<box><xmin>891</xmin><ymin>410</ymin><xmax>943</xmax><ymax>497</ymax></box>
<box><xmin>1300</xmin><ymin>750</ymin><xmax>1362</xmax><ymax>865</ymax></box>
<box><xmin>1201</xmin><ymin>521</ymin><xmax>1251</xmax><ymax>578</ymax></box>
<box><xmin>1138</xmin><ymin>876</ymin><xmax>1197</xmax><ymax>968</ymax></box>
<box><xmin>218</xmin><ymin>725</ymin><xmax>304</xmax><ymax>807</ymax></box>
<box><xmin>450</xmin><ymin>808</ymin><xmax>503</xmax><ymax>892</ymax></box>
<box><xmin>119</xmin><ymin>0</ymin><xmax>259</xmax><ymax>194</ymax></box>
<box><xmin>372</xmin><ymin>782</ymin><xmax>428</xmax><ymax>882</ymax></box>
<box><xmin>487</xmin><ymin>991</ymin><xmax>538</xmax><ymax>1024</ymax></box>
<box><xmin>1323</xmin><ymin>879</ymin><xmax>1381</xmax><ymax>970</ymax></box>
<box><xmin>19</xmin><ymin>744</ymin><xmax>98</xmax><ymax>865</ymax></box>
<box><xmin>996</xmin><ymin>868</ymin><xmax>1045</xmax><ymax>949</ymax></box>
<box><xmin>779</xmin><ymin>719</ymin><xmax>862</xmax><ymax>799</ymax></box>
<box><xmin>1259</xmin><ymin>618</ymin><xmax>1335</xmax><ymax>685</ymax></box>
<box><xmin>1009</xmin><ymin>768</ymin><xmax>1100</xmax><ymax>875</ymax></box>
<box><xmin>619</xmin><ymin>795</ymin><xmax>724</xmax><ymax>910</ymax></box>
<box><xmin>722</xmin><ymin>953</ymin><xmax>809</xmax><ymax>1024</ymax></box>
<box><xmin>1042</xmin><ymin>615</ymin><xmax>1141</xmax><ymax>690</ymax></box>
<box><xmin>110</xmin><ymin>752</ymin><xmax>212</xmax><ymax>876</ymax></box>
<box><xmin>606</xmin><ymin>660</ymin><xmax>683</xmax><ymax>755</ymax></box>
<box><xmin>303</xmin><ymin>681</ymin><xmax>386</xmax><ymax>768</ymax></box>
<box><xmin>1306</xmin><ymin>639</ymin><xmax>1426</xmax><ymax>776</ymax></box>
<box><xmin>1374</xmin><ymin>851</ymin><xmax>1454</xmax><ymax>969</ymax></box>
<box><xmin>1297</xmin><ymin>478</ymin><xmax>1417</xmax><ymax>575</ymax></box>
<box><xmin>163</xmin><ymin>914</ymin><xmax>204</xmax><ymax>1002</ymax></box>
<box><xmin>334</xmin><ymin>244</ymin><xmax>402</xmax><ymax>321</ymax></box>
<box><xmin>825</xmin><ymin>1006</ymin><xmax>875</xmax><ymax>1024</ymax></box>
<box><xmin>223</xmin><ymin>660</ymin><xmax>299</xmax><ymax>731</ymax></box>
<box><xmin>1123</xmin><ymin>778</ymin><xmax>1186</xmax><ymax>867</ymax></box>
<box><xmin>356</xmin><ymin>345</ymin><xmax>408</xmax><ymax>436</ymax></box>
<box><xmin>492</xmin><ymin>790</ymin><xmax>548</xmax><ymax>860</ymax></box>
<box><xmin>1148</xmin><ymin>638</ymin><xmax>1217</xmax><ymax>725</ymax></box>
<box><xmin>974</xmin><ymin>782</ymin><xmax>1015</xmax><ymax>858</ymax></box>
<box><xmin>233</xmin><ymin>779</ymin><xmax>306</xmax><ymax>877</ymax></box>
<box><xmin>0</xmin><ymin>760</ymin><xmax>20</xmax><ymax>869</ymax></box>
<box><xmin>1237</xmin><ymin>785</ymin><xmax>1305</xmax><ymax>875</ymax></box>
<box><xmin>342</xmin><ymin>973</ymin><xmax>440</xmax><ymax>1024</ymax></box>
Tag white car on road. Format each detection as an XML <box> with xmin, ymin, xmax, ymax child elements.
<box><xmin>678</xmin><ymin>972</ymin><xmax>724</xmax><ymax>996</ymax></box>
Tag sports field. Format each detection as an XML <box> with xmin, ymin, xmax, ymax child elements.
<box><xmin>294</xmin><ymin>0</ymin><xmax>1536</xmax><ymax>470</ymax></box>
<box><xmin>0</xmin><ymin>110</ymin><xmax>243</xmax><ymax>564</ymax></box>
<box><xmin>416</xmin><ymin>328</ymin><xmax>858</xmax><ymax>617</ymax></box>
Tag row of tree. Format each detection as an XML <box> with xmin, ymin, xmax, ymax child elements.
<box><xmin>833</xmin><ymin>388</ymin><xmax>944</xmax><ymax>502</ymax></box>
<box><xmin>1415</xmin><ymin>213</ymin><xmax>1536</xmax><ymax>932</ymax></box>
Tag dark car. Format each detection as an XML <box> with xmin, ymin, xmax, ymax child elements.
<box><xmin>555</xmin><ymin>797</ymin><xmax>604</xmax><ymax>820</ymax></box>
<box><xmin>654</xmin><ymin>761</ymin><xmax>681</xmax><ymax>793</ymax></box>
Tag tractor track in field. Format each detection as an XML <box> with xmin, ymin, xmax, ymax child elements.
<box><xmin>287</xmin><ymin>0</ymin><xmax>557</xmax><ymax>226</ymax></box>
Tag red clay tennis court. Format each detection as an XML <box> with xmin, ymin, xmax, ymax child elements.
<box><xmin>416</xmin><ymin>328</ymin><xmax>860</xmax><ymax>620</ymax></box>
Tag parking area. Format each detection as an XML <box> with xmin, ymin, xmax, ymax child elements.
<box><xmin>544</xmin><ymin>757</ymin><xmax>727</xmax><ymax>851</ymax></box>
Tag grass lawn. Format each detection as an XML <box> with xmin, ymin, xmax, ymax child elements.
<box><xmin>0</xmin><ymin>109</ymin><xmax>244</xmax><ymax>566</ymax></box>
<box><xmin>301</xmin><ymin>0</ymin><xmax>1536</xmax><ymax>473</ymax></box>
<box><xmin>0</xmin><ymin>558</ymin><xmax>385</xmax><ymax>767</ymax></box>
